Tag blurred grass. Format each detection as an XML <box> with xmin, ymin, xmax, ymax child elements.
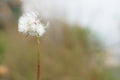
<box><xmin>0</xmin><ymin>1</ymin><xmax>117</xmax><ymax>80</ymax></box>
<box><xmin>0</xmin><ymin>30</ymin><xmax>6</xmax><ymax>64</ymax></box>
<box><xmin>0</xmin><ymin>21</ymin><xmax>114</xmax><ymax>80</ymax></box>
<box><xmin>5</xmin><ymin>21</ymin><xmax>106</xmax><ymax>80</ymax></box>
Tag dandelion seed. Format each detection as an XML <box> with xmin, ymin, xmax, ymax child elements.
<box><xmin>18</xmin><ymin>11</ymin><xmax>47</xmax><ymax>37</ymax></box>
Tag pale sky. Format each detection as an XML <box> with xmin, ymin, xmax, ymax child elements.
<box><xmin>21</xmin><ymin>0</ymin><xmax>120</xmax><ymax>47</ymax></box>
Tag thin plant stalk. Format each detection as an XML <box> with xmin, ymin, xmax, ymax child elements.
<box><xmin>36</xmin><ymin>36</ymin><xmax>40</xmax><ymax>80</ymax></box>
<box><xmin>18</xmin><ymin>12</ymin><xmax>46</xmax><ymax>80</ymax></box>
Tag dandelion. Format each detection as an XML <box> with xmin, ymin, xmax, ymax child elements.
<box><xmin>18</xmin><ymin>11</ymin><xmax>46</xmax><ymax>37</ymax></box>
<box><xmin>18</xmin><ymin>11</ymin><xmax>48</xmax><ymax>80</ymax></box>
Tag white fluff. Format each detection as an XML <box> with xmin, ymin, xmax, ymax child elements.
<box><xmin>18</xmin><ymin>11</ymin><xmax>46</xmax><ymax>36</ymax></box>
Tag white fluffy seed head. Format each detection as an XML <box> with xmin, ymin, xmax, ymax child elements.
<box><xmin>18</xmin><ymin>11</ymin><xmax>47</xmax><ymax>37</ymax></box>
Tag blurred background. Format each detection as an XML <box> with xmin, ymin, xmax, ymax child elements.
<box><xmin>0</xmin><ymin>0</ymin><xmax>120</xmax><ymax>80</ymax></box>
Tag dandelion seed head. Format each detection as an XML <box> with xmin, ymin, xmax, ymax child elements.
<box><xmin>18</xmin><ymin>11</ymin><xmax>47</xmax><ymax>36</ymax></box>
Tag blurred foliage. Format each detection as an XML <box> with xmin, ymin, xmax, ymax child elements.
<box><xmin>0</xmin><ymin>30</ymin><xmax>5</xmax><ymax>64</ymax></box>
<box><xmin>8</xmin><ymin>0</ymin><xmax>21</xmax><ymax>19</ymax></box>
<box><xmin>0</xmin><ymin>20</ymin><xmax>115</xmax><ymax>80</ymax></box>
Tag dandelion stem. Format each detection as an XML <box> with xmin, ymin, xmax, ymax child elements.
<box><xmin>36</xmin><ymin>36</ymin><xmax>40</xmax><ymax>80</ymax></box>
